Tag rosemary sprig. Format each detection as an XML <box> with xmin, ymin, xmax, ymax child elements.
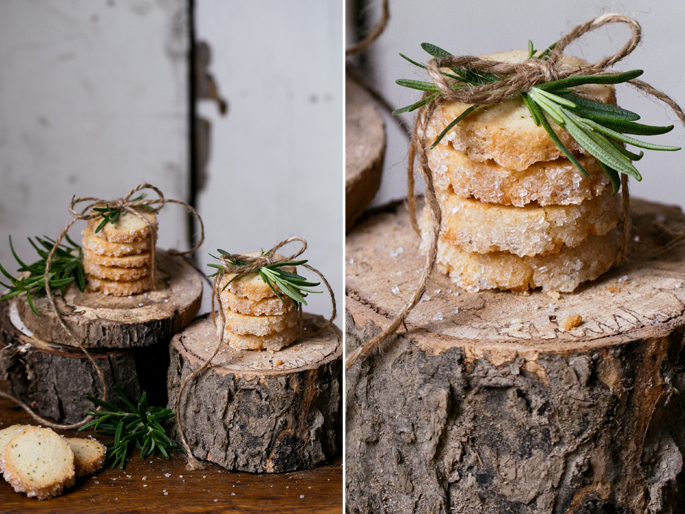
<box><xmin>0</xmin><ymin>235</ymin><xmax>85</xmax><ymax>315</ymax></box>
<box><xmin>207</xmin><ymin>249</ymin><xmax>322</xmax><ymax>306</ymax></box>
<box><xmin>80</xmin><ymin>387</ymin><xmax>182</xmax><ymax>470</ymax></box>
<box><xmin>92</xmin><ymin>194</ymin><xmax>154</xmax><ymax>233</ymax></box>
<box><xmin>394</xmin><ymin>42</ymin><xmax>680</xmax><ymax>193</ymax></box>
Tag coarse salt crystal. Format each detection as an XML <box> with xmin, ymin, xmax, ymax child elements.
<box><xmin>139</xmin><ymin>303</ymin><xmax>143</xmax><ymax>307</ymax></box>
<box><xmin>164</xmin><ymin>299</ymin><xmax>169</xmax><ymax>303</ymax></box>
<box><xmin>214</xmin><ymin>499</ymin><xmax>218</xmax><ymax>502</ymax></box>
<box><xmin>453</xmin><ymin>292</ymin><xmax>460</xmax><ymax>297</ymax></box>
<box><xmin>165</xmin><ymin>473</ymin><xmax>171</xmax><ymax>478</ymax></box>
<box><xmin>452</xmin><ymin>307</ymin><xmax>459</xmax><ymax>314</ymax></box>
<box><xmin>433</xmin><ymin>312</ymin><xmax>443</xmax><ymax>321</ymax></box>
<box><xmin>547</xmin><ymin>304</ymin><xmax>557</xmax><ymax>313</ymax></box>
<box><xmin>391</xmin><ymin>286</ymin><xmax>400</xmax><ymax>295</ymax></box>
<box><xmin>421</xmin><ymin>294</ymin><xmax>430</xmax><ymax>302</ymax></box>
<box><xmin>434</xmin><ymin>289</ymin><xmax>441</xmax><ymax>294</ymax></box>
<box><xmin>389</xmin><ymin>246</ymin><xmax>404</xmax><ymax>257</ymax></box>
<box><xmin>143</xmin><ymin>484</ymin><xmax>147</xmax><ymax>487</ymax></box>
<box><xmin>300</xmin><ymin>495</ymin><xmax>305</xmax><ymax>499</ymax></box>
<box><xmin>142</xmin><ymin>476</ymin><xmax>147</xmax><ymax>480</ymax></box>
<box><xmin>446</xmin><ymin>289</ymin><xmax>452</xmax><ymax>293</ymax></box>
<box><xmin>618</xmin><ymin>275</ymin><xmax>629</xmax><ymax>283</ymax></box>
<box><xmin>633</xmin><ymin>235</ymin><xmax>640</xmax><ymax>242</ymax></box>
<box><xmin>348</xmin><ymin>258</ymin><xmax>354</xmax><ymax>264</ymax></box>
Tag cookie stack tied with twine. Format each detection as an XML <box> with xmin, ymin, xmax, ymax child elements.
<box><xmin>82</xmin><ymin>206</ymin><xmax>157</xmax><ymax>296</ymax></box>
<box><xmin>420</xmin><ymin>50</ymin><xmax>622</xmax><ymax>293</ymax></box>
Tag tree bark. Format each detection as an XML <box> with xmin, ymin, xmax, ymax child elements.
<box><xmin>16</xmin><ymin>250</ymin><xmax>203</xmax><ymax>349</ymax></box>
<box><xmin>0</xmin><ymin>301</ymin><xmax>169</xmax><ymax>424</ymax></box>
<box><xmin>346</xmin><ymin>77</ymin><xmax>385</xmax><ymax>230</ymax></box>
<box><xmin>167</xmin><ymin>313</ymin><xmax>342</xmax><ymax>473</ymax></box>
<box><xmin>346</xmin><ymin>198</ymin><xmax>685</xmax><ymax>514</ymax></box>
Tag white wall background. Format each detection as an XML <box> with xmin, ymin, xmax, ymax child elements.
<box><xmin>196</xmin><ymin>0</ymin><xmax>343</xmax><ymax>322</ymax></box>
<box><xmin>0</xmin><ymin>0</ymin><xmax>190</xmax><ymax>266</ymax></box>
<box><xmin>356</xmin><ymin>0</ymin><xmax>685</xmax><ymax>211</ymax></box>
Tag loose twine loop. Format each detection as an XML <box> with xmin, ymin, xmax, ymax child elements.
<box><xmin>345</xmin><ymin>13</ymin><xmax>685</xmax><ymax>371</ymax></box>
<box><xmin>175</xmin><ymin>236</ymin><xmax>337</xmax><ymax>469</ymax></box>
<box><xmin>0</xmin><ymin>183</ymin><xmax>205</xmax><ymax>431</ymax></box>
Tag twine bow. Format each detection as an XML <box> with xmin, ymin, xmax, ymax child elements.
<box><xmin>0</xmin><ymin>184</ymin><xmax>204</xmax><ymax>431</ymax></box>
<box><xmin>175</xmin><ymin>236</ymin><xmax>337</xmax><ymax>469</ymax></box>
<box><xmin>346</xmin><ymin>13</ymin><xmax>685</xmax><ymax>371</ymax></box>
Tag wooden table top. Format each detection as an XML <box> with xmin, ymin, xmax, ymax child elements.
<box><xmin>0</xmin><ymin>387</ymin><xmax>342</xmax><ymax>513</ymax></box>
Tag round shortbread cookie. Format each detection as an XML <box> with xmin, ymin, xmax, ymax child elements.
<box><xmin>425</xmin><ymin>51</ymin><xmax>617</xmax><ymax>171</ymax></box>
<box><xmin>2</xmin><ymin>426</ymin><xmax>76</xmax><ymax>500</ymax></box>
<box><xmin>220</xmin><ymin>253</ymin><xmax>297</xmax><ymax>302</ymax></box>
<box><xmin>82</xmin><ymin>226</ymin><xmax>153</xmax><ymax>257</ymax></box>
<box><xmin>223</xmin><ymin>325</ymin><xmax>300</xmax><ymax>351</ymax></box>
<box><xmin>420</xmin><ymin>222</ymin><xmax>620</xmax><ymax>293</ymax></box>
<box><xmin>86</xmin><ymin>275</ymin><xmax>152</xmax><ymax>296</ymax></box>
<box><xmin>84</xmin><ymin>249</ymin><xmax>151</xmax><ymax>269</ymax></box>
<box><xmin>0</xmin><ymin>425</ymin><xmax>29</xmax><ymax>473</ymax></box>
<box><xmin>429</xmin><ymin>144</ymin><xmax>611</xmax><ymax>207</ymax></box>
<box><xmin>65</xmin><ymin>438</ymin><xmax>106</xmax><ymax>478</ymax></box>
<box><xmin>220</xmin><ymin>288</ymin><xmax>296</xmax><ymax>316</ymax></box>
<box><xmin>223</xmin><ymin>308</ymin><xmax>300</xmax><ymax>337</ymax></box>
<box><xmin>83</xmin><ymin>259</ymin><xmax>150</xmax><ymax>282</ymax></box>
<box><xmin>87</xmin><ymin>207</ymin><xmax>157</xmax><ymax>243</ymax></box>
<box><xmin>429</xmin><ymin>189</ymin><xmax>620</xmax><ymax>258</ymax></box>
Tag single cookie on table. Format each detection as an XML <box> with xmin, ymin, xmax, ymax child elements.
<box><xmin>2</xmin><ymin>426</ymin><xmax>75</xmax><ymax>500</ymax></box>
<box><xmin>84</xmin><ymin>248</ymin><xmax>151</xmax><ymax>269</ymax></box>
<box><xmin>219</xmin><ymin>253</ymin><xmax>296</xmax><ymax>302</ymax></box>
<box><xmin>65</xmin><ymin>438</ymin><xmax>106</xmax><ymax>478</ymax></box>
<box><xmin>0</xmin><ymin>425</ymin><xmax>29</xmax><ymax>473</ymax></box>
<box><xmin>87</xmin><ymin>208</ymin><xmax>157</xmax><ymax>243</ymax></box>
<box><xmin>428</xmin><ymin>144</ymin><xmax>611</xmax><ymax>207</ymax></box>
<box><xmin>86</xmin><ymin>275</ymin><xmax>153</xmax><ymax>296</ymax></box>
<box><xmin>425</xmin><ymin>51</ymin><xmax>617</xmax><ymax>171</ymax></box>
<box><xmin>223</xmin><ymin>308</ymin><xmax>300</xmax><ymax>337</ymax></box>
<box><xmin>223</xmin><ymin>325</ymin><xmax>300</xmax><ymax>352</ymax></box>
<box><xmin>82</xmin><ymin>226</ymin><xmax>153</xmax><ymax>257</ymax></box>
<box><xmin>220</xmin><ymin>288</ymin><xmax>296</xmax><ymax>316</ymax></box>
<box><xmin>83</xmin><ymin>259</ymin><xmax>151</xmax><ymax>282</ymax></box>
<box><xmin>428</xmin><ymin>189</ymin><xmax>620</xmax><ymax>258</ymax></box>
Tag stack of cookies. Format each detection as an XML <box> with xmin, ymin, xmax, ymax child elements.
<box><xmin>82</xmin><ymin>208</ymin><xmax>157</xmax><ymax>296</ymax></box>
<box><xmin>219</xmin><ymin>253</ymin><xmax>300</xmax><ymax>351</ymax></box>
<box><xmin>420</xmin><ymin>50</ymin><xmax>622</xmax><ymax>293</ymax></box>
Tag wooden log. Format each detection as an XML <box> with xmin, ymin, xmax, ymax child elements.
<box><xmin>346</xmin><ymin>77</ymin><xmax>385</xmax><ymax>230</ymax></box>
<box><xmin>346</xmin><ymin>198</ymin><xmax>685</xmax><ymax>513</ymax></box>
<box><xmin>16</xmin><ymin>250</ymin><xmax>203</xmax><ymax>349</ymax></box>
<box><xmin>0</xmin><ymin>301</ymin><xmax>169</xmax><ymax>424</ymax></box>
<box><xmin>167</xmin><ymin>313</ymin><xmax>342</xmax><ymax>473</ymax></box>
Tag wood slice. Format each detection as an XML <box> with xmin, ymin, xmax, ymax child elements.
<box><xmin>346</xmin><ymin>198</ymin><xmax>685</xmax><ymax>513</ymax></box>
<box><xmin>0</xmin><ymin>301</ymin><xmax>169</xmax><ymax>424</ymax></box>
<box><xmin>16</xmin><ymin>250</ymin><xmax>203</xmax><ymax>349</ymax></box>
<box><xmin>167</xmin><ymin>313</ymin><xmax>342</xmax><ymax>473</ymax></box>
<box><xmin>346</xmin><ymin>77</ymin><xmax>385</xmax><ymax>230</ymax></box>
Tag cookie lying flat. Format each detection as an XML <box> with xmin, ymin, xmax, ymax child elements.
<box><xmin>83</xmin><ymin>259</ymin><xmax>150</xmax><ymax>282</ymax></box>
<box><xmin>2</xmin><ymin>427</ymin><xmax>75</xmax><ymax>500</ymax></box>
<box><xmin>421</xmin><ymin>227</ymin><xmax>620</xmax><ymax>293</ymax></box>
<box><xmin>0</xmin><ymin>425</ymin><xmax>29</xmax><ymax>473</ymax></box>
<box><xmin>223</xmin><ymin>308</ymin><xmax>300</xmax><ymax>337</ymax></box>
<box><xmin>224</xmin><ymin>325</ymin><xmax>300</xmax><ymax>351</ymax></box>
<box><xmin>86</xmin><ymin>276</ymin><xmax>153</xmax><ymax>296</ymax></box>
<box><xmin>65</xmin><ymin>438</ymin><xmax>106</xmax><ymax>478</ymax></box>
<box><xmin>84</xmin><ymin>249</ymin><xmax>151</xmax><ymax>269</ymax></box>
<box><xmin>429</xmin><ymin>144</ymin><xmax>610</xmax><ymax>207</ymax></box>
<box><xmin>425</xmin><ymin>51</ymin><xmax>616</xmax><ymax>171</ymax></box>
<box><xmin>220</xmin><ymin>253</ymin><xmax>296</xmax><ymax>302</ymax></box>
<box><xmin>429</xmin><ymin>189</ymin><xmax>620</xmax><ymax>257</ymax></box>
<box><xmin>82</xmin><ymin>226</ymin><xmax>153</xmax><ymax>257</ymax></box>
<box><xmin>88</xmin><ymin>208</ymin><xmax>157</xmax><ymax>243</ymax></box>
<box><xmin>220</xmin><ymin>288</ymin><xmax>296</xmax><ymax>316</ymax></box>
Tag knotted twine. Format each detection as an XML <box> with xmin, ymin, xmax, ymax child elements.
<box><xmin>175</xmin><ymin>236</ymin><xmax>337</xmax><ymax>469</ymax></box>
<box><xmin>345</xmin><ymin>13</ymin><xmax>685</xmax><ymax>371</ymax></box>
<box><xmin>0</xmin><ymin>183</ymin><xmax>205</xmax><ymax>430</ymax></box>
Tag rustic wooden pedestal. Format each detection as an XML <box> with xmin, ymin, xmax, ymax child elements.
<box><xmin>167</xmin><ymin>313</ymin><xmax>342</xmax><ymax>474</ymax></box>
<box><xmin>346</xmin><ymin>199</ymin><xmax>685</xmax><ymax>514</ymax></box>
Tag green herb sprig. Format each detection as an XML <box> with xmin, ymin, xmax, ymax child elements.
<box><xmin>92</xmin><ymin>193</ymin><xmax>154</xmax><ymax>233</ymax></box>
<box><xmin>0</xmin><ymin>235</ymin><xmax>85</xmax><ymax>315</ymax></box>
<box><xmin>394</xmin><ymin>42</ymin><xmax>680</xmax><ymax>193</ymax></box>
<box><xmin>80</xmin><ymin>387</ymin><xmax>182</xmax><ymax>470</ymax></box>
<box><xmin>208</xmin><ymin>249</ymin><xmax>322</xmax><ymax>306</ymax></box>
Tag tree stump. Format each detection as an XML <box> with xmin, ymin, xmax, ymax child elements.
<box><xmin>346</xmin><ymin>77</ymin><xmax>385</xmax><ymax>230</ymax></box>
<box><xmin>346</xmin><ymin>198</ymin><xmax>685</xmax><ymax>514</ymax></box>
<box><xmin>0</xmin><ymin>301</ymin><xmax>169</xmax><ymax>424</ymax></box>
<box><xmin>167</xmin><ymin>313</ymin><xmax>342</xmax><ymax>473</ymax></box>
<box><xmin>16</xmin><ymin>250</ymin><xmax>203</xmax><ymax>349</ymax></box>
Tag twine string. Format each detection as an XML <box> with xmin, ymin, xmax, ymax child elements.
<box><xmin>176</xmin><ymin>236</ymin><xmax>337</xmax><ymax>469</ymax></box>
<box><xmin>1</xmin><ymin>184</ymin><xmax>204</xmax><ymax>431</ymax></box>
<box><xmin>345</xmin><ymin>13</ymin><xmax>685</xmax><ymax>371</ymax></box>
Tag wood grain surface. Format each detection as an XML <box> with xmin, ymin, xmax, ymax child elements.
<box><xmin>0</xmin><ymin>386</ymin><xmax>342</xmax><ymax>513</ymax></box>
